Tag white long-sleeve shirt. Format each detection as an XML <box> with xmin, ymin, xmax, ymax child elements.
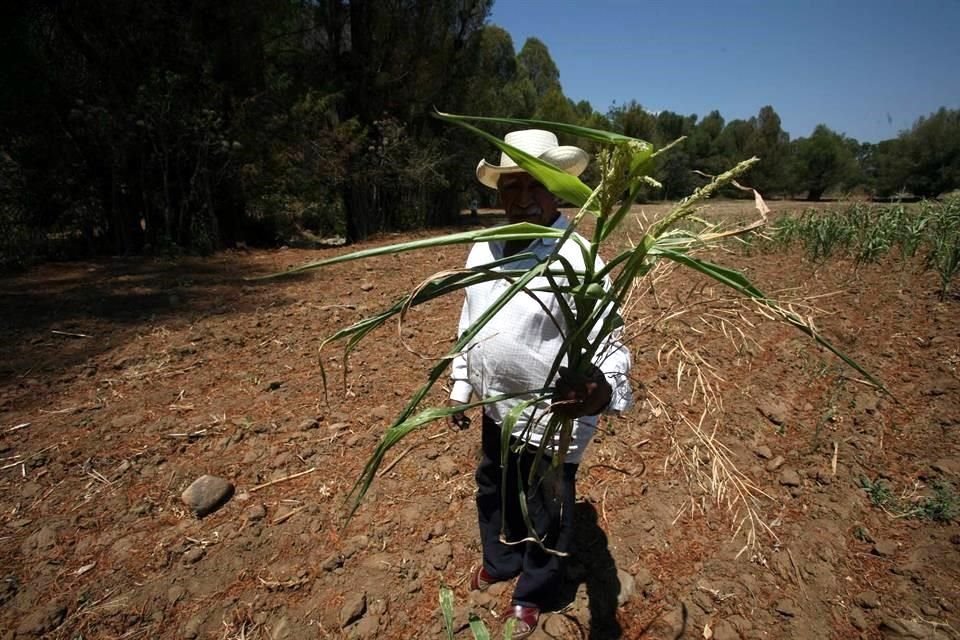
<box><xmin>449</xmin><ymin>216</ymin><xmax>633</xmax><ymax>463</ymax></box>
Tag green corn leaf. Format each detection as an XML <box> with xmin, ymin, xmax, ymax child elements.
<box><xmin>656</xmin><ymin>248</ymin><xmax>890</xmax><ymax>395</ymax></box>
<box><xmin>439</xmin><ymin>586</ymin><xmax>455</xmax><ymax>640</ymax></box>
<box><xmin>435</xmin><ymin>110</ymin><xmax>652</xmax><ymax>149</ymax></box>
<box><xmin>468</xmin><ymin>614</ymin><xmax>491</xmax><ymax>640</ymax></box>
<box><xmin>251</xmin><ymin>223</ymin><xmax>564</xmax><ymax>279</ymax></box>
<box><xmin>434</xmin><ymin>112</ymin><xmax>596</xmax><ymax>211</ymax></box>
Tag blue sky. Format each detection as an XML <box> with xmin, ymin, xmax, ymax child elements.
<box><xmin>488</xmin><ymin>0</ymin><xmax>960</xmax><ymax>143</ymax></box>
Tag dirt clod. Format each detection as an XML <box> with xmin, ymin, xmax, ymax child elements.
<box><xmin>340</xmin><ymin>592</ymin><xmax>367</xmax><ymax>628</ymax></box>
<box><xmin>855</xmin><ymin>590</ymin><xmax>881</xmax><ymax>609</ymax></box>
<box><xmin>873</xmin><ymin>540</ymin><xmax>899</xmax><ymax>557</ymax></box>
<box><xmin>15</xmin><ymin>601</ymin><xmax>66</xmax><ymax>636</ymax></box>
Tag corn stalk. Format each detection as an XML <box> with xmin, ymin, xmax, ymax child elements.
<box><xmin>257</xmin><ymin>112</ymin><xmax>886</xmax><ymax>548</ymax></box>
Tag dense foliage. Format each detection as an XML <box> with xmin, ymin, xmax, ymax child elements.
<box><xmin>1</xmin><ymin>1</ymin><xmax>958</xmax><ymax>267</ymax></box>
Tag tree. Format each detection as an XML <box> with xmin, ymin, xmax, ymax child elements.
<box><xmin>687</xmin><ymin>110</ymin><xmax>727</xmax><ymax>176</ymax></box>
<box><xmin>607</xmin><ymin>101</ymin><xmax>657</xmax><ymax>141</ymax></box>
<box><xmin>517</xmin><ymin>37</ymin><xmax>561</xmax><ymax>99</ymax></box>
<box><xmin>747</xmin><ymin>105</ymin><xmax>790</xmax><ymax>195</ymax></box>
<box><xmin>790</xmin><ymin>125</ymin><xmax>857</xmax><ymax>201</ymax></box>
<box><xmin>899</xmin><ymin>108</ymin><xmax>960</xmax><ymax>198</ymax></box>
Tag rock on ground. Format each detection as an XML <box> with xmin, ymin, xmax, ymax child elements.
<box><xmin>181</xmin><ymin>475</ymin><xmax>235</xmax><ymax>517</ymax></box>
<box><xmin>340</xmin><ymin>592</ymin><xmax>367</xmax><ymax>628</ymax></box>
<box><xmin>15</xmin><ymin>601</ymin><xmax>67</xmax><ymax>636</ymax></box>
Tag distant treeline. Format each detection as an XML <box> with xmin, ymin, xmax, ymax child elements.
<box><xmin>1</xmin><ymin>1</ymin><xmax>958</xmax><ymax>266</ymax></box>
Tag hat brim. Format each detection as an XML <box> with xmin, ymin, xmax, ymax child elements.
<box><xmin>476</xmin><ymin>146</ymin><xmax>590</xmax><ymax>190</ymax></box>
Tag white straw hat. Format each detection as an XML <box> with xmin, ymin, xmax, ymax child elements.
<box><xmin>476</xmin><ymin>129</ymin><xmax>589</xmax><ymax>190</ymax></box>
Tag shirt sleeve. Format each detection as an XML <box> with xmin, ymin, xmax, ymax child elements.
<box><xmin>588</xmin><ymin>262</ymin><xmax>633</xmax><ymax>413</ymax></box>
<box><xmin>449</xmin><ymin>284</ymin><xmax>474</xmax><ymax>405</ymax></box>
<box><xmin>592</xmin><ymin>327</ymin><xmax>633</xmax><ymax>413</ymax></box>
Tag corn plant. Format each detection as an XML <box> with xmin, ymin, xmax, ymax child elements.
<box><xmin>260</xmin><ymin>112</ymin><xmax>884</xmax><ymax>550</ymax></box>
<box><xmin>924</xmin><ymin>194</ymin><xmax>960</xmax><ymax>299</ymax></box>
<box><xmin>439</xmin><ymin>586</ymin><xmax>513</xmax><ymax>639</ymax></box>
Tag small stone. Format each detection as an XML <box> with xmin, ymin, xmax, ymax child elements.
<box><xmin>854</xmin><ymin>392</ymin><xmax>879</xmax><ymax>414</ymax></box>
<box><xmin>183</xmin><ymin>547</ymin><xmax>205</xmax><ymax>564</ymax></box>
<box><xmin>21</xmin><ymin>482</ymin><xmax>41</xmax><ymax>499</ymax></box>
<box><xmin>168</xmin><ymin>585</ymin><xmax>186</xmax><ymax>604</ymax></box>
<box><xmin>779</xmin><ymin>469</ymin><xmax>801</xmax><ymax>487</ymax></box>
<box><xmin>342</xmin><ymin>535</ymin><xmax>368</xmax><ymax>559</ymax></box>
<box><xmin>920</xmin><ymin>604</ymin><xmax>940</xmax><ymax>617</ymax></box>
<box><xmin>368</xmin><ymin>405</ymin><xmax>390</xmax><ymax>421</ymax></box>
<box><xmin>321</xmin><ymin>554</ymin><xmax>344</xmax><ymax>572</ymax></box>
<box><xmin>270</xmin><ymin>616</ymin><xmax>294</xmax><ymax>640</ymax></box>
<box><xmin>712</xmin><ymin>620</ymin><xmax>740</xmax><ymax>640</ymax></box>
<box><xmin>468</xmin><ymin>590</ymin><xmax>494</xmax><ymax>608</ymax></box>
<box><xmin>616</xmin><ymin>568</ymin><xmax>636</xmax><ymax>606</ymax></box>
<box><xmin>774</xmin><ymin>599</ymin><xmax>797</xmax><ymax>617</ymax></box>
<box><xmin>129</xmin><ymin>502</ymin><xmax>151</xmax><ymax>516</ymax></box>
<box><xmin>542</xmin><ymin>613</ymin><xmax>571</xmax><ymax>637</ymax></box>
<box><xmin>853</xmin><ymin>525</ymin><xmax>876</xmax><ymax>543</ymax></box>
<box><xmin>15</xmin><ymin>601</ymin><xmax>67</xmax><ymax>635</ymax></box>
<box><xmin>692</xmin><ymin>590</ymin><xmax>714</xmax><ymax>614</ymax></box>
<box><xmin>879</xmin><ymin>616</ymin><xmax>930</xmax><ymax>638</ymax></box>
<box><xmin>340</xmin><ymin>593</ymin><xmax>367</xmax><ymax>627</ymax></box>
<box><xmin>931</xmin><ymin>459</ymin><xmax>960</xmax><ymax>476</ymax></box>
<box><xmin>245</xmin><ymin>504</ymin><xmax>267</xmax><ymax>522</ymax></box>
<box><xmin>299</xmin><ymin>418</ymin><xmax>319</xmax><ymax>431</ymax></box>
<box><xmin>181</xmin><ymin>475</ymin><xmax>234</xmax><ymax>517</ymax></box>
<box><xmin>854</xmin><ymin>590</ymin><xmax>880</xmax><ymax>609</ymax></box>
<box><xmin>183</xmin><ymin>614</ymin><xmax>204</xmax><ymax>639</ymax></box>
<box><xmin>940</xmin><ymin>597</ymin><xmax>955</xmax><ymax>612</ymax></box>
<box><xmin>350</xmin><ymin>615</ymin><xmax>379</xmax><ymax>639</ymax></box>
<box><xmin>428</xmin><ymin>541</ymin><xmax>452</xmax><ymax>570</ymax></box>
<box><xmin>0</xmin><ymin>576</ymin><xmax>18</xmax><ymax>607</ymax></box>
<box><xmin>872</xmin><ymin>540</ymin><xmax>898</xmax><ymax>557</ymax></box>
<box><xmin>766</xmin><ymin>456</ymin><xmax>785</xmax><ymax>472</ymax></box>
<box><xmin>654</xmin><ymin>603</ymin><xmax>688</xmax><ymax>638</ymax></box>
<box><xmin>757</xmin><ymin>400</ymin><xmax>787</xmax><ymax>426</ymax></box>
<box><xmin>753</xmin><ymin>445</ymin><xmax>773</xmax><ymax>459</ymax></box>
<box><xmin>849</xmin><ymin>608</ymin><xmax>868</xmax><ymax>631</ymax></box>
<box><xmin>725</xmin><ymin>615</ymin><xmax>752</xmax><ymax>634</ymax></box>
<box><xmin>359</xmin><ymin>282</ymin><xmax>374</xmax><ymax>292</ymax></box>
<box><xmin>435</xmin><ymin>456</ymin><xmax>459</xmax><ymax>479</ymax></box>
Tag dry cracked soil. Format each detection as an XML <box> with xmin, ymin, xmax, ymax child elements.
<box><xmin>1</xmin><ymin>202</ymin><xmax>958</xmax><ymax>640</ymax></box>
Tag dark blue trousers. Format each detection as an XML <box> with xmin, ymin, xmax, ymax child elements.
<box><xmin>476</xmin><ymin>414</ymin><xmax>579</xmax><ymax>608</ymax></box>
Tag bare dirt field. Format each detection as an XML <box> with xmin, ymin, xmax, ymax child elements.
<box><xmin>1</xmin><ymin>201</ymin><xmax>958</xmax><ymax>640</ymax></box>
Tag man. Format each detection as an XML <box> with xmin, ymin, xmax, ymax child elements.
<box><xmin>448</xmin><ymin>130</ymin><xmax>633</xmax><ymax>638</ymax></box>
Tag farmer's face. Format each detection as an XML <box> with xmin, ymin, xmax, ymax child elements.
<box><xmin>497</xmin><ymin>173</ymin><xmax>559</xmax><ymax>227</ymax></box>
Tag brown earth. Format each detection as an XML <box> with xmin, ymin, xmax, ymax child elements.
<box><xmin>0</xmin><ymin>202</ymin><xmax>958</xmax><ymax>640</ymax></box>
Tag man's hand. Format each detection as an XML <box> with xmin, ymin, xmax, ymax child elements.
<box><xmin>447</xmin><ymin>399</ymin><xmax>471</xmax><ymax>431</ymax></box>
<box><xmin>552</xmin><ymin>365</ymin><xmax>612</xmax><ymax>419</ymax></box>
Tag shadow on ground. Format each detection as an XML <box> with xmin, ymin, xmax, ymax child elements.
<box><xmin>0</xmin><ymin>254</ymin><xmax>306</xmax><ymax>385</ymax></box>
<box><xmin>552</xmin><ymin>501</ymin><xmax>623</xmax><ymax>639</ymax></box>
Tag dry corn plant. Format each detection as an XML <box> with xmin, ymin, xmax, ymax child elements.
<box><xmin>616</xmin><ymin>245</ymin><xmax>852</xmax><ymax>560</ymax></box>
<box><xmin>259</xmin><ymin>112</ymin><xmax>885</xmax><ymax>556</ymax></box>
